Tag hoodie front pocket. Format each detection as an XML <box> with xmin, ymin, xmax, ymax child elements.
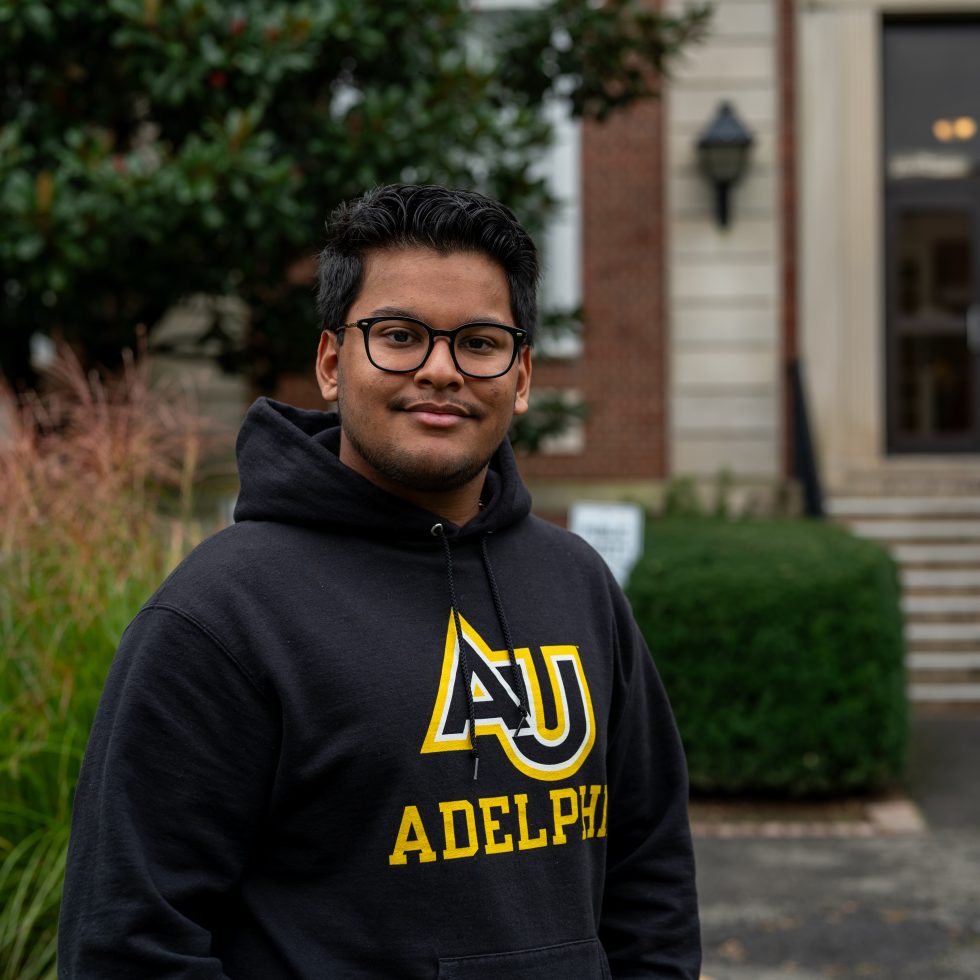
<box><xmin>437</xmin><ymin>937</ymin><xmax>611</xmax><ymax>980</ymax></box>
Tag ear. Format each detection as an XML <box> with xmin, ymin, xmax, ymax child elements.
<box><xmin>512</xmin><ymin>345</ymin><xmax>532</xmax><ymax>416</ymax></box>
<box><xmin>316</xmin><ymin>330</ymin><xmax>340</xmax><ymax>403</ymax></box>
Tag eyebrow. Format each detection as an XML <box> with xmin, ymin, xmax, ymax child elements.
<box><xmin>366</xmin><ymin>306</ymin><xmax>513</xmax><ymax>327</ymax></box>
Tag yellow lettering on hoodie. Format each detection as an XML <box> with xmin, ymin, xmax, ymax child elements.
<box><xmin>388</xmin><ymin>786</ymin><xmax>608</xmax><ymax>867</ymax></box>
<box><xmin>579</xmin><ymin>784</ymin><xmax>603</xmax><ymax>840</ymax></box>
<box><xmin>514</xmin><ymin>793</ymin><xmax>548</xmax><ymax>850</ymax></box>
<box><xmin>550</xmin><ymin>787</ymin><xmax>579</xmax><ymax>845</ymax></box>
<box><xmin>388</xmin><ymin>806</ymin><xmax>437</xmax><ymax>865</ymax></box>
<box><xmin>439</xmin><ymin>800</ymin><xmax>479</xmax><ymax>860</ymax></box>
<box><xmin>478</xmin><ymin>796</ymin><xmax>514</xmax><ymax>854</ymax></box>
<box><xmin>421</xmin><ymin>614</ymin><xmax>596</xmax><ymax>782</ymax></box>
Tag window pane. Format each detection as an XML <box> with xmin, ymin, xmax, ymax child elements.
<box><xmin>893</xmin><ymin>207</ymin><xmax>974</xmax><ymax>439</ymax></box>
<box><xmin>884</xmin><ymin>21</ymin><xmax>980</xmax><ymax>180</ymax></box>
<box><xmin>897</xmin><ymin>210</ymin><xmax>972</xmax><ymax>319</ymax></box>
<box><xmin>898</xmin><ymin>336</ymin><xmax>972</xmax><ymax>435</ymax></box>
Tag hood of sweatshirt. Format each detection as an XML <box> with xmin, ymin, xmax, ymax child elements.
<box><xmin>233</xmin><ymin>397</ymin><xmax>532</xmax><ymax>541</ymax></box>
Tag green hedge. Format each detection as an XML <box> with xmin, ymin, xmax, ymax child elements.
<box><xmin>626</xmin><ymin>518</ymin><xmax>907</xmax><ymax>796</ymax></box>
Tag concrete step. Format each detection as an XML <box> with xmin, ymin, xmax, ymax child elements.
<box><xmin>902</xmin><ymin>569</ymin><xmax>980</xmax><ymax>589</ymax></box>
<box><xmin>832</xmin><ymin>493</ymin><xmax>980</xmax><ymax>706</ymax></box>
<box><xmin>891</xmin><ymin>545</ymin><xmax>980</xmax><ymax>565</ymax></box>
<box><xmin>909</xmin><ymin>683</ymin><xmax>980</xmax><ymax>703</ymax></box>
<box><xmin>830</xmin><ymin>497</ymin><xmax>980</xmax><ymax>517</ymax></box>
<box><xmin>908</xmin><ymin>658</ymin><xmax>980</xmax><ymax>702</ymax></box>
<box><xmin>907</xmin><ymin>622</ymin><xmax>980</xmax><ymax>643</ymax></box>
<box><xmin>848</xmin><ymin>520</ymin><xmax>980</xmax><ymax>541</ymax></box>
<box><xmin>908</xmin><ymin>652</ymin><xmax>980</xmax><ymax>670</ymax></box>
<box><xmin>903</xmin><ymin>595</ymin><xmax>980</xmax><ymax>616</ymax></box>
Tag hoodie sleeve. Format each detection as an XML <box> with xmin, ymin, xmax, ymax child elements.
<box><xmin>598</xmin><ymin>591</ymin><xmax>701</xmax><ymax>979</ymax></box>
<box><xmin>58</xmin><ymin>604</ymin><xmax>278</xmax><ymax>979</ymax></box>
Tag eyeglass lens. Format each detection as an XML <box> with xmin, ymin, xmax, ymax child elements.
<box><xmin>366</xmin><ymin>319</ymin><xmax>516</xmax><ymax>377</ymax></box>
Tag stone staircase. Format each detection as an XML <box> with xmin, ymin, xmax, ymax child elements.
<box><xmin>827</xmin><ymin>496</ymin><xmax>980</xmax><ymax>709</ymax></box>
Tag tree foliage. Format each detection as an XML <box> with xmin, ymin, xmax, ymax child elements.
<box><xmin>0</xmin><ymin>0</ymin><xmax>709</xmax><ymax>401</ymax></box>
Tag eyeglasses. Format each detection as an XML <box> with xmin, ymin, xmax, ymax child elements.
<box><xmin>335</xmin><ymin>316</ymin><xmax>528</xmax><ymax>379</ymax></box>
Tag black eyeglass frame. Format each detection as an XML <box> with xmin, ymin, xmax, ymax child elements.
<box><xmin>334</xmin><ymin>316</ymin><xmax>529</xmax><ymax>379</ymax></box>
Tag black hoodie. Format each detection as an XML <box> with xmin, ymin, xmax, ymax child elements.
<box><xmin>59</xmin><ymin>398</ymin><xmax>700</xmax><ymax>979</ymax></box>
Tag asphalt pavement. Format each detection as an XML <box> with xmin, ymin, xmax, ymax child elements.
<box><xmin>694</xmin><ymin>715</ymin><xmax>980</xmax><ymax>980</ymax></box>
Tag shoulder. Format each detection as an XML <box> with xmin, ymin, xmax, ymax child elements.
<box><xmin>500</xmin><ymin>514</ymin><xmax>615</xmax><ymax>573</ymax></box>
<box><xmin>110</xmin><ymin>519</ymin><xmax>350</xmax><ymax>696</ymax></box>
<box><xmin>138</xmin><ymin>521</ymin><xmax>333</xmax><ymax>666</ymax></box>
<box><xmin>490</xmin><ymin>515</ymin><xmax>622</xmax><ymax>608</ymax></box>
<box><xmin>153</xmin><ymin>520</ymin><xmax>324</xmax><ymax>601</ymax></box>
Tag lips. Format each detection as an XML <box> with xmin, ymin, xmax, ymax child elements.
<box><xmin>405</xmin><ymin>402</ymin><xmax>470</xmax><ymax>417</ymax></box>
<box><xmin>401</xmin><ymin>401</ymin><xmax>477</xmax><ymax>429</ymax></box>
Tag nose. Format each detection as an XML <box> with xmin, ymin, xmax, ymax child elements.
<box><xmin>414</xmin><ymin>336</ymin><xmax>463</xmax><ymax>389</ymax></box>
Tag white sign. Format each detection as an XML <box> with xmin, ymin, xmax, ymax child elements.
<box><xmin>888</xmin><ymin>150</ymin><xmax>971</xmax><ymax>180</ymax></box>
<box><xmin>568</xmin><ymin>502</ymin><xmax>645</xmax><ymax>586</ymax></box>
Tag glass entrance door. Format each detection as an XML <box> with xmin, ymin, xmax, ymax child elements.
<box><xmin>886</xmin><ymin>187</ymin><xmax>980</xmax><ymax>451</ymax></box>
<box><xmin>883</xmin><ymin>19</ymin><xmax>980</xmax><ymax>453</ymax></box>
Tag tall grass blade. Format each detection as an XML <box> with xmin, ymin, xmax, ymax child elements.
<box><xmin>0</xmin><ymin>347</ymin><xmax>210</xmax><ymax>977</ymax></box>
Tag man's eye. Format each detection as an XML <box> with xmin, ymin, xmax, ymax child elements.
<box><xmin>376</xmin><ymin>321</ymin><xmax>425</xmax><ymax>345</ymax></box>
<box><xmin>458</xmin><ymin>334</ymin><xmax>501</xmax><ymax>353</ymax></box>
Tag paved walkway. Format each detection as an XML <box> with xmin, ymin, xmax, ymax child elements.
<box><xmin>695</xmin><ymin>716</ymin><xmax>980</xmax><ymax>980</ymax></box>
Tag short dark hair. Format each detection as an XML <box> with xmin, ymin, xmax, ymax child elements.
<box><xmin>316</xmin><ymin>184</ymin><xmax>539</xmax><ymax>343</ymax></box>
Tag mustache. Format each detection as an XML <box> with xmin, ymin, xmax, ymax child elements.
<box><xmin>388</xmin><ymin>396</ymin><xmax>485</xmax><ymax>420</ymax></box>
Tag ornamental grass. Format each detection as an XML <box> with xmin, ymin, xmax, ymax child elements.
<box><xmin>0</xmin><ymin>348</ymin><xmax>206</xmax><ymax>979</ymax></box>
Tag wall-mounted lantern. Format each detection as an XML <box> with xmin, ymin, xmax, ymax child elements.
<box><xmin>697</xmin><ymin>102</ymin><xmax>754</xmax><ymax>228</ymax></box>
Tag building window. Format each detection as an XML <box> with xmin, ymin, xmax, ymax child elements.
<box><xmin>469</xmin><ymin>0</ymin><xmax>583</xmax><ymax>357</ymax></box>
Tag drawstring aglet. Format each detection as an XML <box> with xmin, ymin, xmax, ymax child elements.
<box><xmin>513</xmin><ymin>710</ymin><xmax>529</xmax><ymax>736</ymax></box>
<box><xmin>472</xmin><ymin>755</ymin><xmax>480</xmax><ymax>780</ymax></box>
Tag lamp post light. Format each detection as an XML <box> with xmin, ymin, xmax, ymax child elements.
<box><xmin>697</xmin><ymin>102</ymin><xmax>754</xmax><ymax>228</ymax></box>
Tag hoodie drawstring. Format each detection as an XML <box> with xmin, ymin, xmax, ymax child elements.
<box><xmin>480</xmin><ymin>535</ymin><xmax>532</xmax><ymax>737</ymax></box>
<box><xmin>431</xmin><ymin>524</ymin><xmax>531</xmax><ymax>781</ymax></box>
<box><xmin>432</xmin><ymin>524</ymin><xmax>481</xmax><ymax>780</ymax></box>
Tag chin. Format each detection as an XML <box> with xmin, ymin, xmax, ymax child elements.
<box><xmin>351</xmin><ymin>435</ymin><xmax>491</xmax><ymax>494</ymax></box>
<box><xmin>388</xmin><ymin>455</ymin><xmax>489</xmax><ymax>493</ymax></box>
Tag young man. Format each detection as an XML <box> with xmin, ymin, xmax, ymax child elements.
<box><xmin>60</xmin><ymin>185</ymin><xmax>701</xmax><ymax>978</ymax></box>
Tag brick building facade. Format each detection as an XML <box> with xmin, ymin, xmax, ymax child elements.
<box><xmin>519</xmin><ymin>100</ymin><xmax>668</xmax><ymax>490</ymax></box>
<box><xmin>264</xmin><ymin>0</ymin><xmax>980</xmax><ymax>704</ymax></box>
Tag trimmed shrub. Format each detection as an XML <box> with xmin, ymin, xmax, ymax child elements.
<box><xmin>626</xmin><ymin>518</ymin><xmax>907</xmax><ymax>797</ymax></box>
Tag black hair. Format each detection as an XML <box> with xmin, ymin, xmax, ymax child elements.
<box><xmin>316</xmin><ymin>184</ymin><xmax>539</xmax><ymax>343</ymax></box>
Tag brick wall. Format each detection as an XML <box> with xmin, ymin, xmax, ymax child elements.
<box><xmin>518</xmin><ymin>98</ymin><xmax>667</xmax><ymax>481</ymax></box>
<box><xmin>273</xmin><ymin>371</ymin><xmax>325</xmax><ymax>411</ymax></box>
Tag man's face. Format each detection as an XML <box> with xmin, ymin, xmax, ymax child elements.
<box><xmin>316</xmin><ymin>247</ymin><xmax>531</xmax><ymax>501</ymax></box>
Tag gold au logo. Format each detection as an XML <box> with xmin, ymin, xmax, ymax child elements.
<box><xmin>421</xmin><ymin>613</ymin><xmax>596</xmax><ymax>781</ymax></box>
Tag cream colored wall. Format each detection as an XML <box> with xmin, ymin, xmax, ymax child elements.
<box><xmin>798</xmin><ymin>0</ymin><xmax>881</xmax><ymax>491</ymax></box>
<box><xmin>150</xmin><ymin>297</ymin><xmax>249</xmax><ymax>476</ymax></box>
<box><xmin>798</xmin><ymin>0</ymin><xmax>980</xmax><ymax>493</ymax></box>
<box><xmin>666</xmin><ymin>0</ymin><xmax>782</xmax><ymax>483</ymax></box>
